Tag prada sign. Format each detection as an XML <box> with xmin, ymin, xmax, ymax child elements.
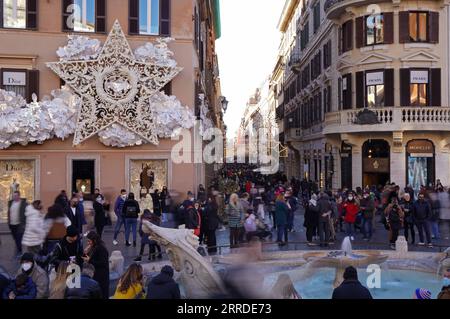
<box><xmin>411</xmin><ymin>70</ymin><xmax>429</xmax><ymax>84</ymax></box>
<box><xmin>363</xmin><ymin>158</ymin><xmax>390</xmax><ymax>173</ymax></box>
<box><xmin>366</xmin><ymin>72</ymin><xmax>384</xmax><ymax>85</ymax></box>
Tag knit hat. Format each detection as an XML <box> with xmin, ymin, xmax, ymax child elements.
<box><xmin>415</xmin><ymin>288</ymin><xmax>432</xmax><ymax>299</ymax></box>
<box><xmin>66</xmin><ymin>225</ymin><xmax>78</xmax><ymax>237</ymax></box>
<box><xmin>20</xmin><ymin>252</ymin><xmax>34</xmax><ymax>263</ymax></box>
<box><xmin>161</xmin><ymin>265</ymin><xmax>174</xmax><ymax>277</ymax></box>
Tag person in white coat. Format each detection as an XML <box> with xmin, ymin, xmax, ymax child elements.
<box><xmin>22</xmin><ymin>200</ymin><xmax>46</xmax><ymax>254</ymax></box>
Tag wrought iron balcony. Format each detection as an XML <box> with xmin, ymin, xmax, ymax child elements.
<box><xmin>323</xmin><ymin>107</ymin><xmax>450</xmax><ymax>135</ymax></box>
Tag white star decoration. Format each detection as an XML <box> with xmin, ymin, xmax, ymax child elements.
<box><xmin>47</xmin><ymin>20</ymin><xmax>182</xmax><ymax>145</ymax></box>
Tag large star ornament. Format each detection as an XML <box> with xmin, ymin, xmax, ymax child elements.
<box><xmin>47</xmin><ymin>20</ymin><xmax>182</xmax><ymax>146</ymax></box>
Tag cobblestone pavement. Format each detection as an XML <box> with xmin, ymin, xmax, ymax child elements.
<box><xmin>1</xmin><ymin>207</ymin><xmax>449</xmax><ymax>277</ymax></box>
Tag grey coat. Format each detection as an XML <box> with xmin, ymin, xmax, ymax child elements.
<box><xmin>17</xmin><ymin>262</ymin><xmax>49</xmax><ymax>299</ymax></box>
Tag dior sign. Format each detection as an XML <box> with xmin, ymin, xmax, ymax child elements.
<box><xmin>2</xmin><ymin>72</ymin><xmax>26</xmax><ymax>86</ymax></box>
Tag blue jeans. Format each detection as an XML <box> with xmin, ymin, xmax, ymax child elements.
<box><xmin>125</xmin><ymin>218</ymin><xmax>138</xmax><ymax>243</ymax></box>
<box><xmin>345</xmin><ymin>222</ymin><xmax>354</xmax><ymax>238</ymax></box>
<box><xmin>277</xmin><ymin>225</ymin><xmax>288</xmax><ymax>243</ymax></box>
<box><xmin>363</xmin><ymin>217</ymin><xmax>373</xmax><ymax>239</ymax></box>
<box><xmin>113</xmin><ymin>215</ymin><xmax>126</xmax><ymax>240</ymax></box>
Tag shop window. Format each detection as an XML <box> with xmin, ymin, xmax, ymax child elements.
<box><xmin>366</xmin><ymin>71</ymin><xmax>385</xmax><ymax>107</ymax></box>
<box><xmin>410</xmin><ymin>70</ymin><xmax>428</xmax><ymax>107</ymax></box>
<box><xmin>2</xmin><ymin>0</ymin><xmax>26</xmax><ymax>28</ymax></box>
<box><xmin>366</xmin><ymin>14</ymin><xmax>384</xmax><ymax>45</ymax></box>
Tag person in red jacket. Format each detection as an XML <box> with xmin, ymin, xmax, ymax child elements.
<box><xmin>343</xmin><ymin>192</ymin><xmax>360</xmax><ymax>240</ymax></box>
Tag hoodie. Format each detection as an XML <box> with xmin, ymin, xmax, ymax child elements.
<box><xmin>22</xmin><ymin>205</ymin><xmax>45</xmax><ymax>247</ymax></box>
<box><xmin>146</xmin><ymin>273</ymin><xmax>181</xmax><ymax>299</ymax></box>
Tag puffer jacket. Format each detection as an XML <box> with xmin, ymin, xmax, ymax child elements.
<box><xmin>65</xmin><ymin>275</ymin><xmax>103</xmax><ymax>299</ymax></box>
<box><xmin>3</xmin><ymin>276</ymin><xmax>37</xmax><ymax>300</ymax></box>
<box><xmin>17</xmin><ymin>262</ymin><xmax>50</xmax><ymax>299</ymax></box>
<box><xmin>22</xmin><ymin>205</ymin><xmax>45</xmax><ymax>247</ymax></box>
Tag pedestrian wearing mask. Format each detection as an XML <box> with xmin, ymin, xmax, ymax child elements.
<box><xmin>385</xmin><ymin>196</ymin><xmax>404</xmax><ymax>249</ymax></box>
<box><xmin>113</xmin><ymin>189</ymin><xmax>127</xmax><ymax>246</ymax></box>
<box><xmin>22</xmin><ymin>200</ymin><xmax>46</xmax><ymax>254</ymax></box>
<box><xmin>16</xmin><ymin>252</ymin><xmax>49</xmax><ymax>299</ymax></box>
<box><xmin>93</xmin><ymin>195</ymin><xmax>107</xmax><ymax>238</ymax></box>
<box><xmin>360</xmin><ymin>191</ymin><xmax>375</xmax><ymax>241</ymax></box>
<box><xmin>343</xmin><ymin>192</ymin><xmax>360</xmax><ymax>240</ymax></box>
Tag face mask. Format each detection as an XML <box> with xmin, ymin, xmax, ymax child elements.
<box><xmin>121</xmin><ymin>195</ymin><xmax>127</xmax><ymax>200</ymax></box>
<box><xmin>22</xmin><ymin>262</ymin><xmax>33</xmax><ymax>272</ymax></box>
<box><xmin>443</xmin><ymin>277</ymin><xmax>450</xmax><ymax>287</ymax></box>
<box><xmin>96</xmin><ymin>197</ymin><xmax>103</xmax><ymax>204</ymax></box>
<box><xmin>348</xmin><ymin>196</ymin><xmax>353</xmax><ymax>201</ymax></box>
<box><xmin>363</xmin><ymin>195</ymin><xmax>368</xmax><ymax>199</ymax></box>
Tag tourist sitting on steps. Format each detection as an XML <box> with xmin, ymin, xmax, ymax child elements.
<box><xmin>146</xmin><ymin>265</ymin><xmax>181</xmax><ymax>300</ymax></box>
<box><xmin>65</xmin><ymin>263</ymin><xmax>103</xmax><ymax>299</ymax></box>
<box><xmin>3</xmin><ymin>273</ymin><xmax>37</xmax><ymax>300</ymax></box>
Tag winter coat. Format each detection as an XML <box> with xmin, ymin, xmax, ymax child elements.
<box><xmin>139</xmin><ymin>212</ymin><xmax>160</xmax><ymax>245</ymax></box>
<box><xmin>146</xmin><ymin>273</ymin><xmax>181</xmax><ymax>299</ymax></box>
<box><xmin>359</xmin><ymin>197</ymin><xmax>375</xmax><ymax>219</ymax></box>
<box><xmin>240</xmin><ymin>199</ymin><xmax>251</xmax><ymax>215</ymax></box>
<box><xmin>22</xmin><ymin>205</ymin><xmax>45</xmax><ymax>247</ymax></box>
<box><xmin>185</xmin><ymin>207</ymin><xmax>201</xmax><ymax>231</ymax></box>
<box><xmin>48</xmin><ymin>238</ymin><xmax>84</xmax><ymax>269</ymax></box>
<box><xmin>303</xmin><ymin>201</ymin><xmax>319</xmax><ymax>228</ymax></box>
<box><xmin>17</xmin><ymin>262</ymin><xmax>49</xmax><ymax>299</ymax></box>
<box><xmin>0</xmin><ymin>274</ymin><xmax>9</xmax><ymax>298</ymax></box>
<box><xmin>205</xmin><ymin>202</ymin><xmax>220</xmax><ymax>231</ymax></box>
<box><xmin>7</xmin><ymin>198</ymin><xmax>27</xmax><ymax>227</ymax></box>
<box><xmin>87</xmin><ymin>244</ymin><xmax>110</xmax><ymax>299</ymax></box>
<box><xmin>65</xmin><ymin>205</ymin><xmax>85</xmax><ymax>235</ymax></box>
<box><xmin>113</xmin><ymin>283</ymin><xmax>145</xmax><ymax>299</ymax></box>
<box><xmin>332</xmin><ymin>280</ymin><xmax>373</xmax><ymax>299</ymax></box>
<box><xmin>226</xmin><ymin>202</ymin><xmax>243</xmax><ymax>228</ymax></box>
<box><xmin>274</xmin><ymin>200</ymin><xmax>289</xmax><ymax>226</ymax></box>
<box><xmin>45</xmin><ymin>216</ymin><xmax>72</xmax><ymax>241</ymax></box>
<box><xmin>438</xmin><ymin>192</ymin><xmax>450</xmax><ymax>220</ymax></box>
<box><xmin>412</xmin><ymin>200</ymin><xmax>432</xmax><ymax>222</ymax></box>
<box><xmin>64</xmin><ymin>275</ymin><xmax>103</xmax><ymax>299</ymax></box>
<box><xmin>122</xmin><ymin>199</ymin><xmax>140</xmax><ymax>219</ymax></box>
<box><xmin>114</xmin><ymin>196</ymin><xmax>126</xmax><ymax>217</ymax></box>
<box><xmin>317</xmin><ymin>194</ymin><xmax>332</xmax><ymax>222</ymax></box>
<box><xmin>93</xmin><ymin>201</ymin><xmax>107</xmax><ymax>228</ymax></box>
<box><xmin>400</xmin><ymin>199</ymin><xmax>414</xmax><ymax>224</ymax></box>
<box><xmin>343</xmin><ymin>201</ymin><xmax>359</xmax><ymax>224</ymax></box>
<box><xmin>3</xmin><ymin>276</ymin><xmax>37</xmax><ymax>300</ymax></box>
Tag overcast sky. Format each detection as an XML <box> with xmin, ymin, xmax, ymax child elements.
<box><xmin>216</xmin><ymin>0</ymin><xmax>285</xmax><ymax>139</ymax></box>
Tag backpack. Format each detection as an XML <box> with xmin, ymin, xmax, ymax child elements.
<box><xmin>125</xmin><ymin>204</ymin><xmax>138</xmax><ymax>218</ymax></box>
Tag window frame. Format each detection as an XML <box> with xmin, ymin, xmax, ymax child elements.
<box><xmin>138</xmin><ymin>0</ymin><xmax>160</xmax><ymax>36</ymax></box>
<box><xmin>409</xmin><ymin>11</ymin><xmax>429</xmax><ymax>43</ymax></box>
<box><xmin>365</xmin><ymin>70</ymin><xmax>385</xmax><ymax>108</ymax></box>
<box><xmin>1</xmin><ymin>0</ymin><xmax>27</xmax><ymax>29</ymax></box>
<box><xmin>365</xmin><ymin>13</ymin><xmax>384</xmax><ymax>46</ymax></box>
<box><xmin>409</xmin><ymin>68</ymin><xmax>429</xmax><ymax>107</ymax></box>
<box><xmin>72</xmin><ymin>0</ymin><xmax>97</xmax><ymax>33</ymax></box>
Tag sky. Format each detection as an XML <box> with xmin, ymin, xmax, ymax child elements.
<box><xmin>216</xmin><ymin>0</ymin><xmax>285</xmax><ymax>139</ymax></box>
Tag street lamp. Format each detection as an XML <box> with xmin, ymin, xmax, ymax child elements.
<box><xmin>220</xmin><ymin>96</ymin><xmax>229</xmax><ymax>113</ymax></box>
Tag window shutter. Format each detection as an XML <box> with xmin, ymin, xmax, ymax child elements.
<box><xmin>338</xmin><ymin>26</ymin><xmax>342</xmax><ymax>55</ymax></box>
<box><xmin>328</xmin><ymin>85</ymin><xmax>332</xmax><ymax>112</ymax></box>
<box><xmin>355</xmin><ymin>71</ymin><xmax>364</xmax><ymax>108</ymax></box>
<box><xmin>399</xmin><ymin>11</ymin><xmax>410</xmax><ymax>43</ymax></box>
<box><xmin>160</xmin><ymin>0</ymin><xmax>171</xmax><ymax>36</ymax></box>
<box><xmin>26</xmin><ymin>69</ymin><xmax>39</xmax><ymax>103</ymax></box>
<box><xmin>26</xmin><ymin>0</ymin><xmax>38</xmax><ymax>29</ymax></box>
<box><xmin>430</xmin><ymin>68</ymin><xmax>441</xmax><ymax>106</ymax></box>
<box><xmin>129</xmin><ymin>0</ymin><xmax>139</xmax><ymax>35</ymax></box>
<box><xmin>383</xmin><ymin>12</ymin><xmax>393</xmax><ymax>44</ymax></box>
<box><xmin>318</xmin><ymin>92</ymin><xmax>322</xmax><ymax>121</ymax></box>
<box><xmin>355</xmin><ymin>17</ymin><xmax>364</xmax><ymax>48</ymax></box>
<box><xmin>95</xmin><ymin>0</ymin><xmax>106</xmax><ymax>33</ymax></box>
<box><xmin>384</xmin><ymin>68</ymin><xmax>394</xmax><ymax>106</ymax></box>
<box><xmin>0</xmin><ymin>69</ymin><xmax>3</xmax><ymax>90</ymax></box>
<box><xmin>345</xmin><ymin>20</ymin><xmax>353</xmax><ymax>51</ymax></box>
<box><xmin>428</xmin><ymin>12</ymin><xmax>439</xmax><ymax>44</ymax></box>
<box><xmin>343</xmin><ymin>73</ymin><xmax>352</xmax><ymax>109</ymax></box>
<box><xmin>62</xmin><ymin>0</ymin><xmax>74</xmax><ymax>31</ymax></box>
<box><xmin>400</xmin><ymin>68</ymin><xmax>410</xmax><ymax>106</ymax></box>
<box><xmin>338</xmin><ymin>77</ymin><xmax>342</xmax><ymax>110</ymax></box>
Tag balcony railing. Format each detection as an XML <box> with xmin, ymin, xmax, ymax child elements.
<box><xmin>324</xmin><ymin>0</ymin><xmax>343</xmax><ymax>12</ymax></box>
<box><xmin>323</xmin><ymin>107</ymin><xmax>450</xmax><ymax>135</ymax></box>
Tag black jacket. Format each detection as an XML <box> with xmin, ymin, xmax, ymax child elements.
<box><xmin>7</xmin><ymin>199</ymin><xmax>27</xmax><ymax>226</ymax></box>
<box><xmin>88</xmin><ymin>244</ymin><xmax>110</xmax><ymax>299</ymax></box>
<box><xmin>185</xmin><ymin>207</ymin><xmax>200</xmax><ymax>230</ymax></box>
<box><xmin>317</xmin><ymin>194</ymin><xmax>332</xmax><ymax>222</ymax></box>
<box><xmin>412</xmin><ymin>200</ymin><xmax>431</xmax><ymax>222</ymax></box>
<box><xmin>146</xmin><ymin>273</ymin><xmax>181</xmax><ymax>299</ymax></box>
<box><xmin>0</xmin><ymin>273</ymin><xmax>10</xmax><ymax>298</ymax></box>
<box><xmin>65</xmin><ymin>205</ymin><xmax>85</xmax><ymax>235</ymax></box>
<box><xmin>93</xmin><ymin>201</ymin><xmax>106</xmax><ymax>227</ymax></box>
<box><xmin>205</xmin><ymin>202</ymin><xmax>220</xmax><ymax>231</ymax></box>
<box><xmin>64</xmin><ymin>275</ymin><xmax>103</xmax><ymax>299</ymax></box>
<box><xmin>303</xmin><ymin>203</ymin><xmax>319</xmax><ymax>228</ymax></box>
<box><xmin>122</xmin><ymin>199</ymin><xmax>140</xmax><ymax>219</ymax></box>
<box><xmin>332</xmin><ymin>280</ymin><xmax>373</xmax><ymax>299</ymax></box>
<box><xmin>49</xmin><ymin>237</ymin><xmax>83</xmax><ymax>269</ymax></box>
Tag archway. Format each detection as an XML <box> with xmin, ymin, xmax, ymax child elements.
<box><xmin>362</xmin><ymin>139</ymin><xmax>390</xmax><ymax>188</ymax></box>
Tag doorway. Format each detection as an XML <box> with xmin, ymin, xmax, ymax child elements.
<box><xmin>72</xmin><ymin>160</ymin><xmax>95</xmax><ymax>195</ymax></box>
<box><xmin>362</xmin><ymin>139</ymin><xmax>390</xmax><ymax>188</ymax></box>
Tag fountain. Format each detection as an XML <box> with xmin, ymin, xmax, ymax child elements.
<box><xmin>141</xmin><ymin>223</ymin><xmax>447</xmax><ymax>299</ymax></box>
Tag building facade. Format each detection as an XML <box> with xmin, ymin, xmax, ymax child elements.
<box><xmin>0</xmin><ymin>0</ymin><xmax>223</xmax><ymax>221</ymax></box>
<box><xmin>276</xmin><ymin>0</ymin><xmax>450</xmax><ymax>193</ymax></box>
